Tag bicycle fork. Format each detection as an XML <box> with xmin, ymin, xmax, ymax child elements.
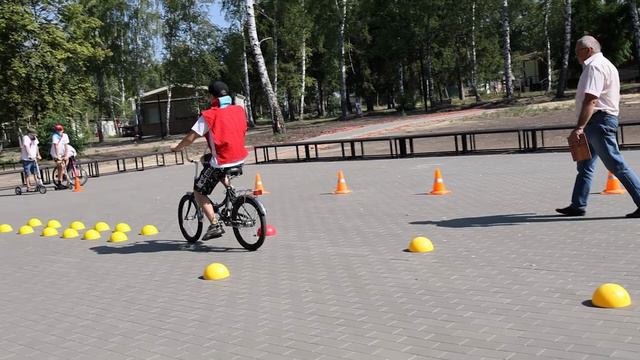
<box><xmin>185</xmin><ymin>191</ymin><xmax>205</xmax><ymax>222</ymax></box>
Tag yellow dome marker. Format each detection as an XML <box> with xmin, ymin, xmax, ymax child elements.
<box><xmin>70</xmin><ymin>221</ymin><xmax>85</xmax><ymax>230</ymax></box>
<box><xmin>83</xmin><ymin>229</ymin><xmax>101</xmax><ymax>240</ymax></box>
<box><xmin>203</xmin><ymin>263</ymin><xmax>230</xmax><ymax>280</ymax></box>
<box><xmin>27</xmin><ymin>218</ymin><xmax>42</xmax><ymax>227</ymax></box>
<box><xmin>140</xmin><ymin>225</ymin><xmax>158</xmax><ymax>236</ymax></box>
<box><xmin>408</xmin><ymin>236</ymin><xmax>434</xmax><ymax>253</ymax></box>
<box><xmin>115</xmin><ymin>223</ymin><xmax>132</xmax><ymax>233</ymax></box>
<box><xmin>47</xmin><ymin>220</ymin><xmax>62</xmax><ymax>229</ymax></box>
<box><xmin>0</xmin><ymin>224</ymin><xmax>13</xmax><ymax>233</ymax></box>
<box><xmin>62</xmin><ymin>228</ymin><xmax>79</xmax><ymax>239</ymax></box>
<box><xmin>592</xmin><ymin>283</ymin><xmax>632</xmax><ymax>308</ymax></box>
<box><xmin>94</xmin><ymin>222</ymin><xmax>111</xmax><ymax>232</ymax></box>
<box><xmin>18</xmin><ymin>225</ymin><xmax>34</xmax><ymax>235</ymax></box>
<box><xmin>41</xmin><ymin>227</ymin><xmax>59</xmax><ymax>237</ymax></box>
<box><xmin>109</xmin><ymin>231</ymin><xmax>128</xmax><ymax>243</ymax></box>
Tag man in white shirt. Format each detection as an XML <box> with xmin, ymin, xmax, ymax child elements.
<box><xmin>556</xmin><ymin>35</ymin><xmax>640</xmax><ymax>218</ymax></box>
<box><xmin>50</xmin><ymin>124</ymin><xmax>70</xmax><ymax>190</ymax></box>
<box><xmin>20</xmin><ymin>127</ymin><xmax>42</xmax><ymax>191</ymax></box>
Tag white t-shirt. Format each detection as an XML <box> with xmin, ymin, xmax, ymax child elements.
<box><xmin>50</xmin><ymin>133</ymin><xmax>70</xmax><ymax>159</ymax></box>
<box><xmin>20</xmin><ymin>135</ymin><xmax>39</xmax><ymax>161</ymax></box>
<box><xmin>191</xmin><ymin>116</ymin><xmax>244</xmax><ymax>168</ymax></box>
<box><xmin>575</xmin><ymin>52</ymin><xmax>620</xmax><ymax>117</ymax></box>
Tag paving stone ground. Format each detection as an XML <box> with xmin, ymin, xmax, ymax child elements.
<box><xmin>1</xmin><ymin>150</ymin><xmax>640</xmax><ymax>360</ymax></box>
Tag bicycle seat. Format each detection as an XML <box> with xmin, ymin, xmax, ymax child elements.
<box><xmin>223</xmin><ymin>165</ymin><xmax>243</xmax><ymax>177</ymax></box>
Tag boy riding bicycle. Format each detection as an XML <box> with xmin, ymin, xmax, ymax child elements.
<box><xmin>171</xmin><ymin>81</ymin><xmax>249</xmax><ymax>240</ymax></box>
<box><xmin>50</xmin><ymin>124</ymin><xmax>70</xmax><ymax>190</ymax></box>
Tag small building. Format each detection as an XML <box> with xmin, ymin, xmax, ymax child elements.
<box><xmin>132</xmin><ymin>85</ymin><xmax>208</xmax><ymax>137</ymax></box>
<box><xmin>132</xmin><ymin>85</ymin><xmax>247</xmax><ymax>137</ymax></box>
<box><xmin>513</xmin><ymin>52</ymin><xmax>547</xmax><ymax>92</ymax></box>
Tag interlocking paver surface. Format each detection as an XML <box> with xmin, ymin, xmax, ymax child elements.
<box><xmin>1</xmin><ymin>150</ymin><xmax>640</xmax><ymax>360</ymax></box>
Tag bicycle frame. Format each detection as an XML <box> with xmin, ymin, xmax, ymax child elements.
<box><xmin>187</xmin><ymin>158</ymin><xmax>237</xmax><ymax>225</ymax></box>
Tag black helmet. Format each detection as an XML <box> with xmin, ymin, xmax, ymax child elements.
<box><xmin>208</xmin><ymin>81</ymin><xmax>229</xmax><ymax>97</ymax></box>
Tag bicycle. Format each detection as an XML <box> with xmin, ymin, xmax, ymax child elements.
<box><xmin>177</xmin><ymin>152</ymin><xmax>267</xmax><ymax>251</ymax></box>
<box><xmin>52</xmin><ymin>157</ymin><xmax>88</xmax><ymax>189</ymax></box>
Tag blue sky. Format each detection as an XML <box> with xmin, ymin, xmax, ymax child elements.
<box><xmin>207</xmin><ymin>2</ymin><xmax>230</xmax><ymax>29</ymax></box>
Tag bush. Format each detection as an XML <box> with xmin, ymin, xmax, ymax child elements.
<box><xmin>36</xmin><ymin>118</ymin><xmax>89</xmax><ymax>159</ymax></box>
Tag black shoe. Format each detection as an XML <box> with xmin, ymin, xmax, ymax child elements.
<box><xmin>202</xmin><ymin>223</ymin><xmax>225</xmax><ymax>240</ymax></box>
<box><xmin>625</xmin><ymin>208</ymin><xmax>640</xmax><ymax>218</ymax></box>
<box><xmin>555</xmin><ymin>206</ymin><xmax>586</xmax><ymax>216</ymax></box>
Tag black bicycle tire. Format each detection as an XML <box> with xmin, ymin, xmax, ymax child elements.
<box><xmin>178</xmin><ymin>194</ymin><xmax>202</xmax><ymax>243</ymax></box>
<box><xmin>231</xmin><ymin>196</ymin><xmax>266</xmax><ymax>251</ymax></box>
<box><xmin>78</xmin><ymin>167</ymin><xmax>89</xmax><ymax>186</ymax></box>
<box><xmin>51</xmin><ymin>167</ymin><xmax>70</xmax><ymax>188</ymax></box>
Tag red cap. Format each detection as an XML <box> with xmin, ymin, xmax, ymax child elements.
<box><xmin>54</xmin><ymin>124</ymin><xmax>64</xmax><ymax>131</ymax></box>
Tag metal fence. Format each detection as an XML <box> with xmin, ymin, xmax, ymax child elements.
<box><xmin>253</xmin><ymin>121</ymin><xmax>640</xmax><ymax>163</ymax></box>
<box><xmin>0</xmin><ymin>151</ymin><xmax>184</xmax><ymax>192</ymax></box>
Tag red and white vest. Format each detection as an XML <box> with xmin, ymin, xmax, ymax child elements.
<box><xmin>201</xmin><ymin>105</ymin><xmax>248</xmax><ymax>166</ymax></box>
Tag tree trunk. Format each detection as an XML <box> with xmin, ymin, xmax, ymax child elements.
<box><xmin>419</xmin><ymin>47</ymin><xmax>429</xmax><ymax>111</ymax></box>
<box><xmin>397</xmin><ymin>63</ymin><xmax>405</xmax><ymax>114</ymax></box>
<box><xmin>96</xmin><ymin>68</ymin><xmax>105</xmax><ymax>143</ymax></box>
<box><xmin>543</xmin><ymin>0</ymin><xmax>552</xmax><ymax>93</ymax></box>
<box><xmin>336</xmin><ymin>0</ymin><xmax>348</xmax><ymax>119</ymax></box>
<box><xmin>245</xmin><ymin>0</ymin><xmax>285</xmax><ymax>133</ymax></box>
<box><xmin>165</xmin><ymin>85</ymin><xmax>171</xmax><ymax>138</ymax></box>
<box><xmin>273</xmin><ymin>0</ymin><xmax>279</xmax><ymax>99</ymax></box>
<box><xmin>627</xmin><ymin>0</ymin><xmax>640</xmax><ymax>79</ymax></box>
<box><xmin>556</xmin><ymin>0</ymin><xmax>572</xmax><ymax>98</ymax></box>
<box><xmin>500</xmin><ymin>0</ymin><xmax>514</xmax><ymax>98</ymax></box>
<box><xmin>241</xmin><ymin>16</ymin><xmax>255</xmax><ymax>127</ymax></box>
<box><xmin>300</xmin><ymin>34</ymin><xmax>306</xmax><ymax>120</ymax></box>
<box><xmin>119</xmin><ymin>75</ymin><xmax>126</xmax><ymax>119</ymax></box>
<box><xmin>470</xmin><ymin>1</ymin><xmax>481</xmax><ymax>102</ymax></box>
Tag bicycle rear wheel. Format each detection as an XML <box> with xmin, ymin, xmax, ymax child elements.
<box><xmin>178</xmin><ymin>194</ymin><xmax>203</xmax><ymax>243</ymax></box>
<box><xmin>77</xmin><ymin>166</ymin><xmax>89</xmax><ymax>186</ymax></box>
<box><xmin>231</xmin><ymin>196</ymin><xmax>266</xmax><ymax>251</ymax></box>
<box><xmin>51</xmin><ymin>168</ymin><xmax>71</xmax><ymax>188</ymax></box>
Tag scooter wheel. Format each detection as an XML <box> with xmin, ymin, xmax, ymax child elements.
<box><xmin>15</xmin><ymin>187</ymin><xmax>22</xmax><ymax>195</ymax></box>
<box><xmin>38</xmin><ymin>186</ymin><xmax>47</xmax><ymax>194</ymax></box>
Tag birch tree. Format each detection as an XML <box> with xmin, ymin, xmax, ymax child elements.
<box><xmin>500</xmin><ymin>0</ymin><xmax>514</xmax><ymax>98</ymax></box>
<box><xmin>543</xmin><ymin>0</ymin><xmax>552</xmax><ymax>94</ymax></box>
<box><xmin>556</xmin><ymin>0</ymin><xmax>571</xmax><ymax>98</ymax></box>
<box><xmin>337</xmin><ymin>0</ymin><xmax>348</xmax><ymax>119</ymax></box>
<box><xmin>469</xmin><ymin>0</ymin><xmax>481</xmax><ymax>102</ymax></box>
<box><xmin>300</xmin><ymin>0</ymin><xmax>307</xmax><ymax>120</ymax></box>
<box><xmin>245</xmin><ymin>0</ymin><xmax>284</xmax><ymax>133</ymax></box>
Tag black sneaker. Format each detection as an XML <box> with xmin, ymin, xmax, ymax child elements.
<box><xmin>202</xmin><ymin>223</ymin><xmax>225</xmax><ymax>240</ymax></box>
<box><xmin>625</xmin><ymin>208</ymin><xmax>640</xmax><ymax>218</ymax></box>
<box><xmin>555</xmin><ymin>205</ymin><xmax>586</xmax><ymax>216</ymax></box>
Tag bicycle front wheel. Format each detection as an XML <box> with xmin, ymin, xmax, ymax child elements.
<box><xmin>178</xmin><ymin>194</ymin><xmax>203</xmax><ymax>243</ymax></box>
<box><xmin>231</xmin><ymin>196</ymin><xmax>266</xmax><ymax>251</ymax></box>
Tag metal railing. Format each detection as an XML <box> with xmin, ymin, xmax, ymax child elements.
<box><xmin>253</xmin><ymin>121</ymin><xmax>640</xmax><ymax>163</ymax></box>
<box><xmin>0</xmin><ymin>150</ymin><xmax>185</xmax><ymax>191</ymax></box>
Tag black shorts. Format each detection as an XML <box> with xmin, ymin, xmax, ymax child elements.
<box><xmin>195</xmin><ymin>165</ymin><xmax>244</xmax><ymax>195</ymax></box>
<box><xmin>194</xmin><ymin>166</ymin><xmax>225</xmax><ymax>195</ymax></box>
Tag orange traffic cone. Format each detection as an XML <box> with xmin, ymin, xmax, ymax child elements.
<box><xmin>601</xmin><ymin>172</ymin><xmax>625</xmax><ymax>195</ymax></box>
<box><xmin>73</xmin><ymin>176</ymin><xmax>84</xmax><ymax>192</ymax></box>
<box><xmin>253</xmin><ymin>173</ymin><xmax>269</xmax><ymax>195</ymax></box>
<box><xmin>333</xmin><ymin>170</ymin><xmax>352</xmax><ymax>194</ymax></box>
<box><xmin>428</xmin><ymin>168</ymin><xmax>450</xmax><ymax>195</ymax></box>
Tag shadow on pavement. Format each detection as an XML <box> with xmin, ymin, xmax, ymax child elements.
<box><xmin>90</xmin><ymin>239</ymin><xmax>248</xmax><ymax>254</ymax></box>
<box><xmin>411</xmin><ymin>213</ymin><xmax>623</xmax><ymax>228</ymax></box>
